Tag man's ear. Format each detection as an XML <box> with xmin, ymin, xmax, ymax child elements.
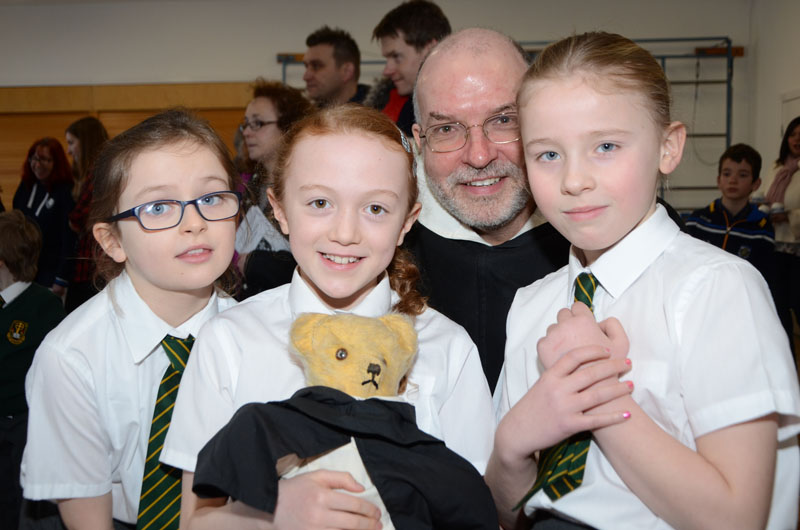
<box><xmin>397</xmin><ymin>202</ymin><xmax>421</xmax><ymax>246</ymax></box>
<box><xmin>412</xmin><ymin>123</ymin><xmax>423</xmax><ymax>151</ymax></box>
<box><xmin>340</xmin><ymin>61</ymin><xmax>355</xmax><ymax>83</ymax></box>
<box><xmin>420</xmin><ymin>39</ymin><xmax>438</xmax><ymax>58</ymax></box>
<box><xmin>659</xmin><ymin>122</ymin><xmax>686</xmax><ymax>175</ymax></box>
<box><xmin>93</xmin><ymin>222</ymin><xmax>126</xmax><ymax>264</ymax></box>
<box><xmin>751</xmin><ymin>177</ymin><xmax>762</xmax><ymax>193</ymax></box>
<box><xmin>267</xmin><ymin>189</ymin><xmax>289</xmax><ymax>236</ymax></box>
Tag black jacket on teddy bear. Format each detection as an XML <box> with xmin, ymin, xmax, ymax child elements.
<box><xmin>193</xmin><ymin>386</ymin><xmax>499</xmax><ymax>529</ymax></box>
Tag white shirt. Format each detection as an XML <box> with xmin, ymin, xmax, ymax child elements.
<box><xmin>0</xmin><ymin>281</ymin><xmax>31</xmax><ymax>306</ymax></box>
<box><xmin>21</xmin><ymin>271</ymin><xmax>236</xmax><ymax>524</ymax></box>
<box><xmin>162</xmin><ymin>271</ymin><xmax>495</xmax><ymax>475</ymax></box>
<box><xmin>497</xmin><ymin>206</ymin><xmax>800</xmax><ymax>530</ymax></box>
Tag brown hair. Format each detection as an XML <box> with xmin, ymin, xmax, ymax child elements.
<box><xmin>89</xmin><ymin>108</ymin><xmax>241</xmax><ymax>294</ymax></box>
<box><xmin>251</xmin><ymin>78</ymin><xmax>315</xmax><ymax>134</ymax></box>
<box><xmin>66</xmin><ymin>116</ymin><xmax>109</xmax><ymax>185</ymax></box>
<box><xmin>0</xmin><ymin>210</ymin><xmax>42</xmax><ymax>282</ymax></box>
<box><xmin>518</xmin><ymin>32</ymin><xmax>672</xmax><ymax>130</ymax></box>
<box><xmin>372</xmin><ymin>0</ymin><xmax>451</xmax><ymax>51</ymax></box>
<box><xmin>306</xmin><ymin>26</ymin><xmax>362</xmax><ymax>80</ymax></box>
<box><xmin>271</xmin><ymin>104</ymin><xmax>426</xmax><ymax>315</ymax></box>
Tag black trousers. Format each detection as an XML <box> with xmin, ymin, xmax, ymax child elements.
<box><xmin>531</xmin><ymin>510</ymin><xmax>598</xmax><ymax>530</ymax></box>
<box><xmin>0</xmin><ymin>412</ymin><xmax>27</xmax><ymax>530</ymax></box>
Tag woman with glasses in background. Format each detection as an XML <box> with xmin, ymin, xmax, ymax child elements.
<box><xmin>13</xmin><ymin>138</ymin><xmax>75</xmax><ymax>297</ymax></box>
<box><xmin>236</xmin><ymin>78</ymin><xmax>315</xmax><ymax>298</ymax></box>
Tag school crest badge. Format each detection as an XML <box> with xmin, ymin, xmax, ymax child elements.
<box><xmin>7</xmin><ymin>320</ymin><xmax>27</xmax><ymax>345</ymax></box>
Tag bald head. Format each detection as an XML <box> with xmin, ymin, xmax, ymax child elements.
<box><xmin>414</xmin><ymin>28</ymin><xmax>528</xmax><ymax>123</ymax></box>
<box><xmin>411</xmin><ymin>28</ymin><xmax>533</xmax><ymax>245</ymax></box>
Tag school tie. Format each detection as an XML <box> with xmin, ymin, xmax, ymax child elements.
<box><xmin>516</xmin><ymin>273</ymin><xmax>598</xmax><ymax>507</ymax></box>
<box><xmin>136</xmin><ymin>334</ymin><xmax>194</xmax><ymax>530</ymax></box>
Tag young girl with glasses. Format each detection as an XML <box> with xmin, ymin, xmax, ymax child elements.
<box><xmin>161</xmin><ymin>104</ymin><xmax>494</xmax><ymax>530</ymax></box>
<box><xmin>21</xmin><ymin>109</ymin><xmax>241</xmax><ymax>530</ymax></box>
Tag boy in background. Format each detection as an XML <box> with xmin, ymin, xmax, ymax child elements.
<box><xmin>0</xmin><ymin>210</ymin><xmax>65</xmax><ymax>529</ymax></box>
<box><xmin>687</xmin><ymin>143</ymin><xmax>775</xmax><ymax>288</ymax></box>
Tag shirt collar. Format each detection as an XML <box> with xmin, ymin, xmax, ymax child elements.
<box><xmin>568</xmin><ymin>204</ymin><xmax>679</xmax><ymax>300</ymax></box>
<box><xmin>112</xmin><ymin>270</ymin><xmax>223</xmax><ymax>364</ymax></box>
<box><xmin>414</xmin><ymin>150</ymin><xmax>541</xmax><ymax>245</ymax></box>
<box><xmin>287</xmin><ymin>269</ymin><xmax>393</xmax><ymax>319</ymax></box>
<box><xmin>0</xmin><ymin>281</ymin><xmax>32</xmax><ymax>306</ymax></box>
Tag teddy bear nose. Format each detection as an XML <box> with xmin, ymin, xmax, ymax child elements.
<box><xmin>367</xmin><ymin>363</ymin><xmax>381</xmax><ymax>376</ymax></box>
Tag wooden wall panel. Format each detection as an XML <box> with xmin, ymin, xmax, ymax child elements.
<box><xmin>0</xmin><ymin>82</ymin><xmax>250</xmax><ymax>210</ymax></box>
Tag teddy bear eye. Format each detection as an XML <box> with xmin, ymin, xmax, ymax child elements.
<box><xmin>335</xmin><ymin>348</ymin><xmax>348</xmax><ymax>360</ymax></box>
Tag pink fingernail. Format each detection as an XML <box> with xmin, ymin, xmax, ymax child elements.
<box><xmin>625</xmin><ymin>359</ymin><xmax>632</xmax><ymax>366</ymax></box>
<box><xmin>604</xmin><ymin>347</ymin><xmax>611</xmax><ymax>353</ymax></box>
<box><xmin>626</xmin><ymin>381</ymin><xmax>634</xmax><ymax>390</ymax></box>
<box><xmin>622</xmin><ymin>411</ymin><xmax>631</xmax><ymax>419</ymax></box>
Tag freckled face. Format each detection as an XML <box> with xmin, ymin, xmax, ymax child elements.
<box><xmin>270</xmin><ymin>133</ymin><xmax>419</xmax><ymax>310</ymax></box>
<box><xmin>521</xmin><ymin>77</ymin><xmax>678</xmax><ymax>265</ymax></box>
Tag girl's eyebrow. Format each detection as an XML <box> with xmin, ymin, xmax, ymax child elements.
<box><xmin>298</xmin><ymin>184</ymin><xmax>400</xmax><ymax>200</ymax></box>
<box><xmin>525</xmin><ymin>128</ymin><xmax>633</xmax><ymax>147</ymax></box>
<box><xmin>133</xmin><ymin>175</ymin><xmax>229</xmax><ymax>200</ymax></box>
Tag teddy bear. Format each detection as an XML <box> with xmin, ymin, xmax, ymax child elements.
<box><xmin>192</xmin><ymin>312</ymin><xmax>498</xmax><ymax>529</ymax></box>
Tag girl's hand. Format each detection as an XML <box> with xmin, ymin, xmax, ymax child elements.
<box><xmin>538</xmin><ymin>302</ymin><xmax>629</xmax><ymax>369</ymax></box>
<box><xmin>496</xmin><ymin>346</ymin><xmax>632</xmax><ymax>461</ymax></box>
<box><xmin>274</xmin><ymin>470</ymin><xmax>382</xmax><ymax>530</ymax></box>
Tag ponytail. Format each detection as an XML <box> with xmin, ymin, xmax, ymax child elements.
<box><xmin>388</xmin><ymin>247</ymin><xmax>426</xmax><ymax>316</ymax></box>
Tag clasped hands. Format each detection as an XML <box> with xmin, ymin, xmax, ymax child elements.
<box><xmin>499</xmin><ymin>302</ymin><xmax>634</xmax><ymax>459</ymax></box>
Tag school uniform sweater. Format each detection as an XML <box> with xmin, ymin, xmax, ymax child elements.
<box><xmin>686</xmin><ymin>199</ymin><xmax>775</xmax><ymax>288</ymax></box>
<box><xmin>0</xmin><ymin>283</ymin><xmax>65</xmax><ymax>415</ymax></box>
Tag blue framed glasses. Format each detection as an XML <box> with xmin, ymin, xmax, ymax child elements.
<box><xmin>108</xmin><ymin>191</ymin><xmax>241</xmax><ymax>231</ymax></box>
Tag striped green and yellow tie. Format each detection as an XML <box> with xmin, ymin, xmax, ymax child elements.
<box><xmin>516</xmin><ymin>273</ymin><xmax>598</xmax><ymax>507</ymax></box>
<box><xmin>136</xmin><ymin>334</ymin><xmax>194</xmax><ymax>530</ymax></box>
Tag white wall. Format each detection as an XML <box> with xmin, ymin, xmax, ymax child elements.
<box><xmin>0</xmin><ymin>0</ymin><xmax>759</xmax><ymax>208</ymax></box>
<box><xmin>749</xmin><ymin>0</ymin><xmax>800</xmax><ymax>167</ymax></box>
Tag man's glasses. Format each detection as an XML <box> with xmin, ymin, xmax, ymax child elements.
<box><xmin>107</xmin><ymin>191</ymin><xmax>241</xmax><ymax>231</ymax></box>
<box><xmin>419</xmin><ymin>113</ymin><xmax>520</xmax><ymax>153</ymax></box>
<box><xmin>238</xmin><ymin>118</ymin><xmax>278</xmax><ymax>133</ymax></box>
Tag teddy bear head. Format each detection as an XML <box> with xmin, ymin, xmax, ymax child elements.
<box><xmin>289</xmin><ymin>313</ymin><xmax>418</xmax><ymax>398</ymax></box>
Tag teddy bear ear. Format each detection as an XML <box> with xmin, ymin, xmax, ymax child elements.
<box><xmin>290</xmin><ymin>313</ymin><xmax>328</xmax><ymax>354</ymax></box>
<box><xmin>379</xmin><ymin>313</ymin><xmax>418</xmax><ymax>362</ymax></box>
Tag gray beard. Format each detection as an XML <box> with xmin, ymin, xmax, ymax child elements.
<box><xmin>427</xmin><ymin>160</ymin><xmax>531</xmax><ymax>232</ymax></box>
